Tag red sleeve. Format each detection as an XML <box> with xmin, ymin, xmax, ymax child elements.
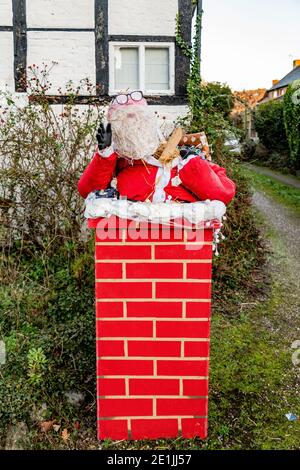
<box><xmin>78</xmin><ymin>148</ymin><xmax>118</xmax><ymax>199</ymax></box>
<box><xmin>179</xmin><ymin>157</ymin><xmax>236</xmax><ymax>205</ymax></box>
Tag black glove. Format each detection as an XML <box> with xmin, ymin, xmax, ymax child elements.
<box><xmin>96</xmin><ymin>123</ymin><xmax>112</xmax><ymax>150</ymax></box>
<box><xmin>180</xmin><ymin>146</ymin><xmax>205</xmax><ymax>160</ymax></box>
<box><xmin>95</xmin><ymin>187</ymin><xmax>119</xmax><ymax>199</ymax></box>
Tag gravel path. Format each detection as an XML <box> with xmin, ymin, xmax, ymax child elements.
<box><xmin>252</xmin><ymin>191</ymin><xmax>300</xmax><ymax>266</ymax></box>
<box><xmin>252</xmin><ymin>190</ymin><xmax>300</xmax><ymax>337</ymax></box>
<box><xmin>246</xmin><ymin>164</ymin><xmax>300</xmax><ymax>190</ymax></box>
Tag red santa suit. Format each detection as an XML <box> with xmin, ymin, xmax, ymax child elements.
<box><xmin>78</xmin><ymin>96</ymin><xmax>236</xmax><ymax>205</ymax></box>
<box><xmin>78</xmin><ymin>147</ymin><xmax>236</xmax><ymax>205</ymax></box>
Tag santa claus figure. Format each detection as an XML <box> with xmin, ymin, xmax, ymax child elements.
<box><xmin>78</xmin><ymin>91</ymin><xmax>236</xmax><ymax>205</ymax></box>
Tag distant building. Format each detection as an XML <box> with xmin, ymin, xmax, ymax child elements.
<box><xmin>232</xmin><ymin>89</ymin><xmax>266</xmax><ymax>139</ymax></box>
<box><xmin>232</xmin><ymin>59</ymin><xmax>300</xmax><ymax>140</ymax></box>
<box><xmin>259</xmin><ymin>59</ymin><xmax>300</xmax><ymax>104</ymax></box>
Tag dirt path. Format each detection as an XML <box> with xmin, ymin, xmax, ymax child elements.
<box><xmin>246</xmin><ymin>164</ymin><xmax>300</xmax><ymax>190</ymax></box>
<box><xmin>252</xmin><ymin>190</ymin><xmax>300</xmax><ymax>338</ymax></box>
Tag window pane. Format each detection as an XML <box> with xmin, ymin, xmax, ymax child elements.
<box><xmin>114</xmin><ymin>47</ymin><xmax>139</xmax><ymax>91</ymax></box>
<box><xmin>145</xmin><ymin>48</ymin><xmax>169</xmax><ymax>91</ymax></box>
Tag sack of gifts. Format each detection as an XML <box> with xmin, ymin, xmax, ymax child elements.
<box><xmin>179</xmin><ymin>132</ymin><xmax>211</xmax><ymax>161</ymax></box>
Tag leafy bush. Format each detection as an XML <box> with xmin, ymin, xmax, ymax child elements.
<box><xmin>0</xmin><ymin>66</ymin><xmax>104</xmax><ymax>254</ymax></box>
<box><xmin>254</xmin><ymin>100</ymin><xmax>289</xmax><ymax>154</ymax></box>
<box><xmin>0</xmin><ymin>70</ymin><xmax>101</xmax><ymax>447</ymax></box>
<box><xmin>284</xmin><ymin>80</ymin><xmax>300</xmax><ymax>169</ymax></box>
<box><xmin>258</xmin><ymin>150</ymin><xmax>291</xmax><ymax>171</ymax></box>
<box><xmin>241</xmin><ymin>139</ymin><xmax>257</xmax><ymax>161</ymax></box>
<box><xmin>211</xmin><ymin>149</ymin><xmax>266</xmax><ymax>309</ymax></box>
<box><xmin>0</xmin><ymin>240</ymin><xmax>96</xmax><ymax>447</ymax></box>
<box><xmin>185</xmin><ymin>81</ymin><xmax>236</xmax><ymax>148</ymax></box>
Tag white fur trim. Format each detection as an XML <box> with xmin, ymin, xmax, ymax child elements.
<box><xmin>152</xmin><ymin>166</ymin><xmax>172</xmax><ymax>203</ymax></box>
<box><xmin>142</xmin><ymin>156</ymin><xmax>181</xmax><ymax>203</ymax></box>
<box><xmin>98</xmin><ymin>146</ymin><xmax>115</xmax><ymax>158</ymax></box>
<box><xmin>178</xmin><ymin>153</ymin><xmax>199</xmax><ymax>170</ymax></box>
<box><xmin>84</xmin><ymin>194</ymin><xmax>226</xmax><ymax>225</ymax></box>
<box><xmin>110</xmin><ymin>177</ymin><xmax>117</xmax><ymax>189</ymax></box>
<box><xmin>171</xmin><ymin>175</ymin><xmax>182</xmax><ymax>187</ymax></box>
<box><xmin>145</xmin><ymin>155</ymin><xmax>180</xmax><ymax>169</ymax></box>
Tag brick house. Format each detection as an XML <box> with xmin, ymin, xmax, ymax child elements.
<box><xmin>259</xmin><ymin>59</ymin><xmax>300</xmax><ymax>104</ymax></box>
<box><xmin>0</xmin><ymin>0</ymin><xmax>201</xmax><ymax>122</ymax></box>
<box><xmin>232</xmin><ymin>59</ymin><xmax>300</xmax><ymax>140</ymax></box>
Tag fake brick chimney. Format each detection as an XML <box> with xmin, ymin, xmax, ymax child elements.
<box><xmin>88</xmin><ymin>216</ymin><xmax>216</xmax><ymax>441</ymax></box>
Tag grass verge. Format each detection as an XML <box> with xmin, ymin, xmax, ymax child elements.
<box><xmin>241</xmin><ymin>167</ymin><xmax>300</xmax><ymax>215</ymax></box>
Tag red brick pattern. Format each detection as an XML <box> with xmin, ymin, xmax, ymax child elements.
<box><xmin>93</xmin><ymin>219</ymin><xmax>213</xmax><ymax>440</ymax></box>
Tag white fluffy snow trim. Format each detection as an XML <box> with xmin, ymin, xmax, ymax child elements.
<box><xmin>97</xmin><ymin>146</ymin><xmax>115</xmax><ymax>158</ymax></box>
<box><xmin>84</xmin><ymin>193</ymin><xmax>226</xmax><ymax>226</ymax></box>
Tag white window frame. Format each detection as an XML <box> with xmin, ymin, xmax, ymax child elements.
<box><xmin>109</xmin><ymin>41</ymin><xmax>175</xmax><ymax>96</ymax></box>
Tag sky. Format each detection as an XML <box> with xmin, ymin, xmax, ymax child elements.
<box><xmin>200</xmin><ymin>0</ymin><xmax>300</xmax><ymax>91</ymax></box>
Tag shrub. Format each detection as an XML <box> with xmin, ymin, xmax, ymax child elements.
<box><xmin>283</xmin><ymin>80</ymin><xmax>300</xmax><ymax>169</ymax></box>
<box><xmin>0</xmin><ymin>66</ymin><xmax>104</xmax><ymax>255</ymax></box>
<box><xmin>211</xmin><ymin>147</ymin><xmax>266</xmax><ymax>308</ymax></box>
<box><xmin>186</xmin><ymin>81</ymin><xmax>237</xmax><ymax>149</ymax></box>
<box><xmin>0</xmin><ymin>70</ymin><xmax>102</xmax><ymax>446</ymax></box>
<box><xmin>0</xmin><ymin>240</ymin><xmax>96</xmax><ymax>446</ymax></box>
<box><xmin>241</xmin><ymin>139</ymin><xmax>257</xmax><ymax>161</ymax></box>
<box><xmin>254</xmin><ymin>100</ymin><xmax>289</xmax><ymax>153</ymax></box>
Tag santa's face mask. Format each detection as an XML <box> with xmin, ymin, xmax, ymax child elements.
<box><xmin>108</xmin><ymin>96</ymin><xmax>160</xmax><ymax>161</ymax></box>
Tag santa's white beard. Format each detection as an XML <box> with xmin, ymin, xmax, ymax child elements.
<box><xmin>110</xmin><ymin>105</ymin><xmax>160</xmax><ymax>160</ymax></box>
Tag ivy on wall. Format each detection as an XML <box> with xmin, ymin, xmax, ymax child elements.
<box><xmin>175</xmin><ymin>12</ymin><xmax>235</xmax><ymax>148</ymax></box>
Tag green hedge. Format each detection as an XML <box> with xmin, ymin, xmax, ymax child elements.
<box><xmin>254</xmin><ymin>100</ymin><xmax>289</xmax><ymax>153</ymax></box>
<box><xmin>284</xmin><ymin>80</ymin><xmax>300</xmax><ymax>169</ymax></box>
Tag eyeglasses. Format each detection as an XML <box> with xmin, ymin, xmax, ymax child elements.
<box><xmin>111</xmin><ymin>91</ymin><xmax>144</xmax><ymax>105</ymax></box>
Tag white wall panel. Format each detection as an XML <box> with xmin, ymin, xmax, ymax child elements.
<box><xmin>0</xmin><ymin>0</ymin><xmax>12</xmax><ymax>26</ymax></box>
<box><xmin>0</xmin><ymin>32</ymin><xmax>14</xmax><ymax>88</ymax></box>
<box><xmin>150</xmin><ymin>105</ymin><xmax>189</xmax><ymax>136</ymax></box>
<box><xmin>108</xmin><ymin>0</ymin><xmax>178</xmax><ymax>36</ymax></box>
<box><xmin>27</xmin><ymin>31</ymin><xmax>96</xmax><ymax>94</ymax></box>
<box><xmin>27</xmin><ymin>0</ymin><xmax>94</xmax><ymax>28</ymax></box>
<box><xmin>0</xmin><ymin>93</ymin><xmax>28</xmax><ymax>109</ymax></box>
